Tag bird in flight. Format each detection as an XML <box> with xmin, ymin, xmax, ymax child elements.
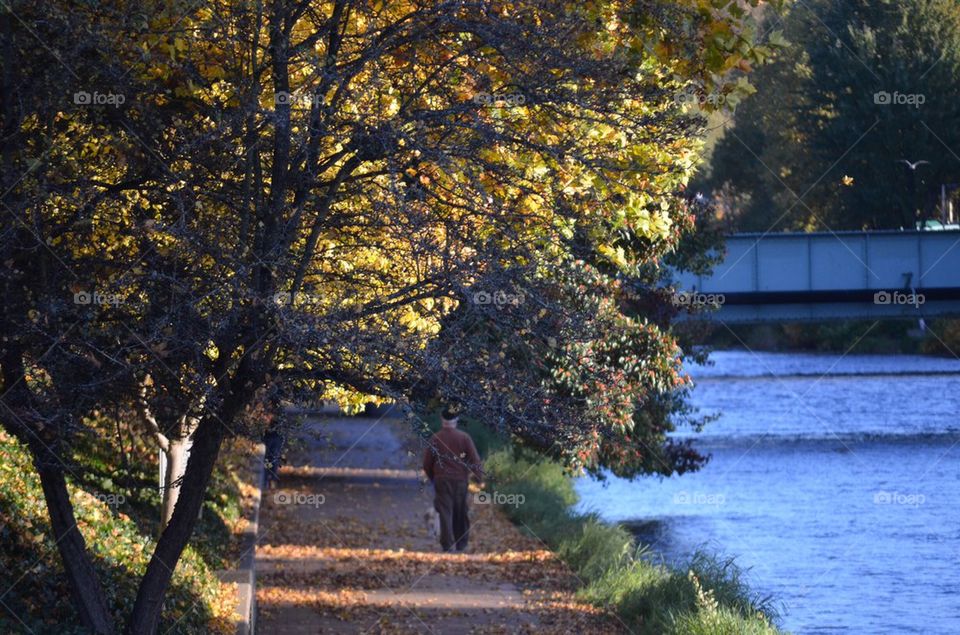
<box><xmin>897</xmin><ymin>159</ymin><xmax>931</xmax><ymax>170</ymax></box>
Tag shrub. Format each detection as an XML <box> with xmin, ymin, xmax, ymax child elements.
<box><xmin>0</xmin><ymin>428</ymin><xmax>242</xmax><ymax>633</ymax></box>
<box><xmin>557</xmin><ymin>517</ymin><xmax>634</xmax><ymax>584</ymax></box>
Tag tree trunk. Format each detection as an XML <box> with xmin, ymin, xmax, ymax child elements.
<box><xmin>36</xmin><ymin>461</ymin><xmax>117</xmax><ymax>634</ymax></box>
<box><xmin>124</xmin><ymin>415</ymin><xmax>225</xmax><ymax>635</ymax></box>
<box><xmin>1</xmin><ymin>336</ymin><xmax>115</xmax><ymax>632</ymax></box>
<box><xmin>160</xmin><ymin>434</ymin><xmax>193</xmax><ymax>530</ymax></box>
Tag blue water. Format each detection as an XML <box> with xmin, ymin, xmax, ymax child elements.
<box><xmin>575</xmin><ymin>350</ymin><xmax>960</xmax><ymax>634</ymax></box>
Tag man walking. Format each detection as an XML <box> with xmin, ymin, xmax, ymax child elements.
<box><xmin>423</xmin><ymin>409</ymin><xmax>483</xmax><ymax>552</ymax></box>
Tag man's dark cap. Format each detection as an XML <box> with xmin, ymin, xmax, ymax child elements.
<box><xmin>441</xmin><ymin>407</ymin><xmax>460</xmax><ymax>421</ymax></box>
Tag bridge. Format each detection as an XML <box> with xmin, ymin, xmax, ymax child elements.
<box><xmin>674</xmin><ymin>230</ymin><xmax>960</xmax><ymax>323</ymax></box>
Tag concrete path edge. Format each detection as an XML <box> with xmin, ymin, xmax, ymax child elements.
<box><xmin>218</xmin><ymin>442</ymin><xmax>266</xmax><ymax>635</ymax></box>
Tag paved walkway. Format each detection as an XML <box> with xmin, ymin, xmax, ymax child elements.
<box><xmin>255</xmin><ymin>416</ymin><xmax>619</xmax><ymax>634</ymax></box>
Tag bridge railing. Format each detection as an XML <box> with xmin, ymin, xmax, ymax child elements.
<box><xmin>673</xmin><ymin>230</ymin><xmax>960</xmax><ymax>322</ymax></box>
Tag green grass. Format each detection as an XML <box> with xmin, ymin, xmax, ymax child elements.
<box><xmin>0</xmin><ymin>422</ymin><xmax>247</xmax><ymax>634</ymax></box>
<box><xmin>484</xmin><ymin>446</ymin><xmax>784</xmax><ymax>635</ymax></box>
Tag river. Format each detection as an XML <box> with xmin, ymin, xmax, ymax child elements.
<box><xmin>575</xmin><ymin>350</ymin><xmax>960</xmax><ymax>634</ymax></box>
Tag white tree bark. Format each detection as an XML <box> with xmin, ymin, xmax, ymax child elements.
<box><xmin>160</xmin><ymin>433</ymin><xmax>193</xmax><ymax>529</ymax></box>
<box><xmin>137</xmin><ymin>376</ymin><xmax>199</xmax><ymax>530</ymax></box>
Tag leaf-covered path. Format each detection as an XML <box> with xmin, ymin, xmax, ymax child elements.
<box><xmin>255</xmin><ymin>415</ymin><xmax>622</xmax><ymax>634</ymax></box>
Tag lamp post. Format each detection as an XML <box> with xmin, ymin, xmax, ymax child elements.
<box><xmin>940</xmin><ymin>183</ymin><xmax>960</xmax><ymax>225</ymax></box>
<box><xmin>896</xmin><ymin>159</ymin><xmax>931</xmax><ymax>228</ymax></box>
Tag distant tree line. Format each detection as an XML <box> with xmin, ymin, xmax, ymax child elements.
<box><xmin>697</xmin><ymin>0</ymin><xmax>960</xmax><ymax>231</ymax></box>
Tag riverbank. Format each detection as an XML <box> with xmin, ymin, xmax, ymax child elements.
<box><xmin>695</xmin><ymin>317</ymin><xmax>960</xmax><ymax>355</ymax></box>
<box><xmin>485</xmin><ymin>448</ymin><xmax>782</xmax><ymax>634</ymax></box>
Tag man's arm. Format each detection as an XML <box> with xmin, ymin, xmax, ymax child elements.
<box><xmin>422</xmin><ymin>441</ymin><xmax>435</xmax><ymax>481</ymax></box>
<box><xmin>465</xmin><ymin>436</ymin><xmax>483</xmax><ymax>481</ymax></box>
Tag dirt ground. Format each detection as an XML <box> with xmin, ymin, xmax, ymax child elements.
<box><xmin>255</xmin><ymin>415</ymin><xmax>623</xmax><ymax>634</ymax></box>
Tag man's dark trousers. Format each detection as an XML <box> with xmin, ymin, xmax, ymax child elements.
<box><xmin>434</xmin><ymin>478</ymin><xmax>470</xmax><ymax>551</ymax></box>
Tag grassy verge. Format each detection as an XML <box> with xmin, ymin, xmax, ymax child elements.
<box><xmin>0</xmin><ymin>419</ymin><xmax>255</xmax><ymax>634</ymax></box>
<box><xmin>484</xmin><ymin>448</ymin><xmax>783</xmax><ymax>635</ymax></box>
<box><xmin>922</xmin><ymin>318</ymin><xmax>960</xmax><ymax>356</ymax></box>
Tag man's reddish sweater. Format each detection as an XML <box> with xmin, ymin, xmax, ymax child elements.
<box><xmin>423</xmin><ymin>426</ymin><xmax>483</xmax><ymax>482</ymax></box>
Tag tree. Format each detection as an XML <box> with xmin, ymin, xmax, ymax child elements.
<box><xmin>0</xmin><ymin>0</ymin><xmax>771</xmax><ymax>632</ymax></box>
<box><xmin>700</xmin><ymin>0</ymin><xmax>960</xmax><ymax>231</ymax></box>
